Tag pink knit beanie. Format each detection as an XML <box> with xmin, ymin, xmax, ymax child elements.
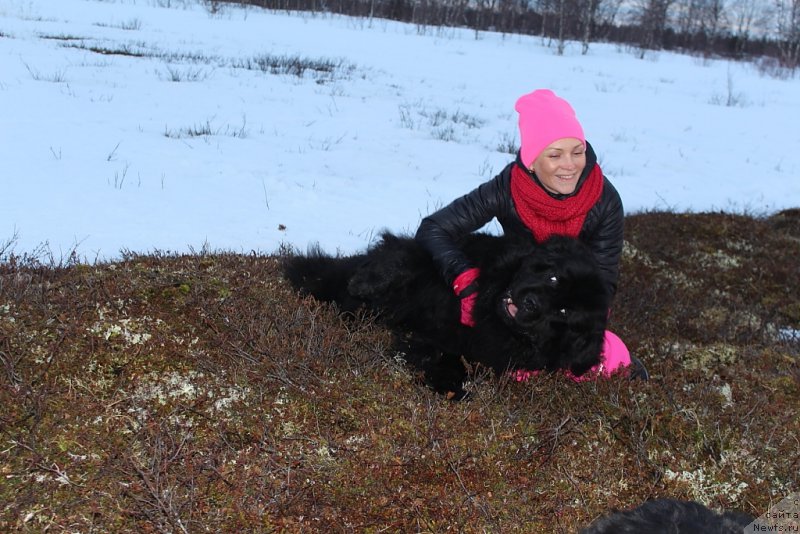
<box><xmin>515</xmin><ymin>89</ymin><xmax>585</xmax><ymax>168</ymax></box>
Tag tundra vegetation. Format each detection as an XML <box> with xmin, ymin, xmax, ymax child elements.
<box><xmin>1</xmin><ymin>210</ymin><xmax>798</xmax><ymax>532</ymax></box>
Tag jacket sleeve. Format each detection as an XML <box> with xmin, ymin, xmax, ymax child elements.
<box><xmin>415</xmin><ymin>169</ymin><xmax>509</xmax><ymax>285</ymax></box>
<box><xmin>584</xmin><ymin>178</ymin><xmax>625</xmax><ymax>298</ymax></box>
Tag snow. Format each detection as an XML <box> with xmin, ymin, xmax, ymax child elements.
<box><xmin>1</xmin><ymin>0</ymin><xmax>799</xmax><ymax>261</ymax></box>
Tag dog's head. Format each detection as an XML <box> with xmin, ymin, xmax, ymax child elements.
<box><xmin>481</xmin><ymin>236</ymin><xmax>610</xmax><ymax>376</ymax></box>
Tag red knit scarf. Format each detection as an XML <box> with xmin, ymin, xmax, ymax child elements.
<box><xmin>510</xmin><ymin>162</ymin><xmax>604</xmax><ymax>242</ymax></box>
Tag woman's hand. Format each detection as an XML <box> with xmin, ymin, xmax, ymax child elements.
<box><xmin>453</xmin><ymin>267</ymin><xmax>480</xmax><ymax>327</ymax></box>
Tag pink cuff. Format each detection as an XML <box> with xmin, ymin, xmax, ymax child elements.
<box><xmin>453</xmin><ymin>267</ymin><xmax>480</xmax><ymax>296</ymax></box>
<box><xmin>459</xmin><ymin>293</ymin><xmax>477</xmax><ymax>327</ymax></box>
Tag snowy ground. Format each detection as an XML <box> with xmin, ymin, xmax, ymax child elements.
<box><xmin>1</xmin><ymin>0</ymin><xmax>798</xmax><ymax>261</ymax></box>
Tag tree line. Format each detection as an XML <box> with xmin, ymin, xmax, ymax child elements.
<box><xmin>213</xmin><ymin>0</ymin><xmax>799</xmax><ymax>72</ymax></box>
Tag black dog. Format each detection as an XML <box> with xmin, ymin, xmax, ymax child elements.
<box><xmin>580</xmin><ymin>498</ymin><xmax>755</xmax><ymax>533</ymax></box>
<box><xmin>283</xmin><ymin>232</ymin><xmax>610</xmax><ymax>398</ymax></box>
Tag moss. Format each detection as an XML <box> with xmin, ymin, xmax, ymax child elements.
<box><xmin>778</xmin><ymin>301</ymin><xmax>800</xmax><ymax>323</ymax></box>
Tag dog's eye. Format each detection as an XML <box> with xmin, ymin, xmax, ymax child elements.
<box><xmin>559</xmin><ymin>308</ymin><xmax>567</xmax><ymax>316</ymax></box>
<box><xmin>549</xmin><ymin>275</ymin><xmax>558</xmax><ymax>285</ymax></box>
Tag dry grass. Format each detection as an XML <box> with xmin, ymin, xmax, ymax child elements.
<box><xmin>1</xmin><ymin>210</ymin><xmax>798</xmax><ymax>532</ymax></box>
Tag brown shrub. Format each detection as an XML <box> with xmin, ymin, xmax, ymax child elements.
<box><xmin>1</xmin><ymin>211</ymin><xmax>798</xmax><ymax>532</ymax></box>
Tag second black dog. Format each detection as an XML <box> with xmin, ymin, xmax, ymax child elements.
<box><xmin>580</xmin><ymin>498</ymin><xmax>755</xmax><ymax>533</ymax></box>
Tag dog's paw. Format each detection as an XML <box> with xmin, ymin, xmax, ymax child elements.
<box><xmin>445</xmin><ymin>388</ymin><xmax>469</xmax><ymax>401</ymax></box>
<box><xmin>423</xmin><ymin>352</ymin><xmax>470</xmax><ymax>400</ymax></box>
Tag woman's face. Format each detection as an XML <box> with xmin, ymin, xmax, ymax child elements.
<box><xmin>531</xmin><ymin>138</ymin><xmax>586</xmax><ymax>195</ymax></box>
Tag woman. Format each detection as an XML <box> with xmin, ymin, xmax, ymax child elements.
<box><xmin>415</xmin><ymin>89</ymin><xmax>645</xmax><ymax>380</ymax></box>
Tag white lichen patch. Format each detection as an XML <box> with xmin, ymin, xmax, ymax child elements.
<box><xmin>699</xmin><ymin>303</ymin><xmax>761</xmax><ymax>333</ymax></box>
<box><xmin>718</xmin><ymin>383</ymin><xmax>734</xmax><ymax>407</ymax></box>
<box><xmin>0</xmin><ymin>302</ymin><xmax>15</xmax><ymax>323</ymax></box>
<box><xmin>623</xmin><ymin>241</ymin><xmax>678</xmax><ymax>270</ymax></box>
<box><xmin>734</xmin><ymin>311</ymin><xmax>762</xmax><ymax>332</ymax></box>
<box><xmin>211</xmin><ymin>384</ymin><xmax>251</xmax><ymax>412</ymax></box>
<box><xmin>664</xmin><ymin>467</ymin><xmax>748</xmax><ymax>505</ymax></box>
<box><xmin>725</xmin><ymin>239</ymin><xmax>754</xmax><ymax>254</ymax></box>
<box><xmin>87</xmin><ymin>305</ymin><xmax>160</xmax><ymax>346</ymax></box>
<box><xmin>30</xmin><ymin>343</ymin><xmax>52</xmax><ymax>365</ymax></box>
<box><xmin>95</xmin><ymin>320</ymin><xmax>152</xmax><ymax>344</ymax></box>
<box><xmin>273</xmin><ymin>386</ymin><xmax>292</xmax><ymax>416</ymax></box>
<box><xmin>649</xmin><ymin>448</ymin><xmax>675</xmax><ymax>463</ymax></box>
<box><xmin>345</xmin><ymin>434</ymin><xmax>368</xmax><ymax>447</ymax></box>
<box><xmin>622</xmin><ymin>241</ymin><xmax>657</xmax><ymax>267</ymax></box>
<box><xmin>67</xmin><ymin>451</ymin><xmax>101</xmax><ymax>462</ymax></box>
<box><xmin>660</xmin><ymin>267</ymin><xmax>696</xmax><ymax>288</ymax></box>
<box><xmin>131</xmin><ymin>370</ymin><xmax>204</xmax><ymax>406</ymax></box>
<box><xmin>690</xmin><ymin>249</ymin><xmax>742</xmax><ymax>269</ymax></box>
<box><xmin>281</xmin><ymin>421</ymin><xmax>299</xmax><ymax>437</ymax></box>
<box><xmin>119</xmin><ymin>368</ymin><xmax>256</xmax><ymax>431</ymax></box>
<box><xmin>682</xmin><ymin>343</ymin><xmax>740</xmax><ymax>371</ymax></box>
<box><xmin>665</xmin><ymin>440</ymin><xmax>772</xmax><ymax>505</ymax></box>
<box><xmin>122</xmin><ymin>370</ymin><xmax>204</xmax><ymax>430</ymax></box>
<box><xmin>623</xmin><ymin>241</ymin><xmax>697</xmax><ymax>288</ymax></box>
<box><xmin>64</xmin><ymin>373</ymin><xmax>116</xmax><ymax>399</ymax></box>
<box><xmin>316</xmin><ymin>444</ymin><xmax>335</xmax><ymax>463</ymax></box>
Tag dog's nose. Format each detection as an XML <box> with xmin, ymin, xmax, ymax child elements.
<box><xmin>521</xmin><ymin>295</ymin><xmax>539</xmax><ymax>313</ymax></box>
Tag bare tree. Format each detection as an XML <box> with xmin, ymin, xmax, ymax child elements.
<box><xmin>700</xmin><ymin>0</ymin><xmax>727</xmax><ymax>56</ymax></box>
<box><xmin>557</xmin><ymin>0</ymin><xmax>567</xmax><ymax>54</ymax></box>
<box><xmin>580</xmin><ymin>0</ymin><xmax>601</xmax><ymax>54</ymax></box>
<box><xmin>591</xmin><ymin>0</ymin><xmax>624</xmax><ymax>41</ymax></box>
<box><xmin>728</xmin><ymin>0</ymin><xmax>771</xmax><ymax>55</ymax></box>
<box><xmin>472</xmin><ymin>0</ymin><xmax>495</xmax><ymax>38</ymax></box>
<box><xmin>536</xmin><ymin>0</ymin><xmax>557</xmax><ymax>43</ymax></box>
<box><xmin>633</xmin><ymin>0</ymin><xmax>676</xmax><ymax>57</ymax></box>
<box><xmin>537</xmin><ymin>0</ymin><xmax>582</xmax><ymax>53</ymax></box>
<box><xmin>774</xmin><ymin>0</ymin><xmax>800</xmax><ymax>68</ymax></box>
<box><xmin>500</xmin><ymin>0</ymin><xmax>526</xmax><ymax>35</ymax></box>
<box><xmin>674</xmin><ymin>0</ymin><xmax>703</xmax><ymax>35</ymax></box>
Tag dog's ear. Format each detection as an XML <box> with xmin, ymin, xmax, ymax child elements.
<box><xmin>477</xmin><ymin>239</ymin><xmax>533</xmax><ymax>285</ymax></box>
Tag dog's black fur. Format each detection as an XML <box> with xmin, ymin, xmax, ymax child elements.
<box><xmin>580</xmin><ymin>498</ymin><xmax>755</xmax><ymax>533</ymax></box>
<box><xmin>283</xmin><ymin>232</ymin><xmax>610</xmax><ymax>397</ymax></box>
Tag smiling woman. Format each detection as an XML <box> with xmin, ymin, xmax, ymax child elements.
<box><xmin>415</xmin><ymin>88</ymin><xmax>645</xmax><ymax>381</ymax></box>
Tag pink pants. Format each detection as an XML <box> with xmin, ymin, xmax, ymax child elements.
<box><xmin>511</xmin><ymin>330</ymin><xmax>632</xmax><ymax>382</ymax></box>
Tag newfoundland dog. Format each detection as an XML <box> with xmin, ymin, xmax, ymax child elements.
<box><xmin>283</xmin><ymin>232</ymin><xmax>610</xmax><ymax>398</ymax></box>
<box><xmin>580</xmin><ymin>498</ymin><xmax>755</xmax><ymax>533</ymax></box>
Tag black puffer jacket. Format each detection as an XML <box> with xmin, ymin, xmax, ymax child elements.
<box><xmin>415</xmin><ymin>142</ymin><xmax>624</xmax><ymax>297</ymax></box>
